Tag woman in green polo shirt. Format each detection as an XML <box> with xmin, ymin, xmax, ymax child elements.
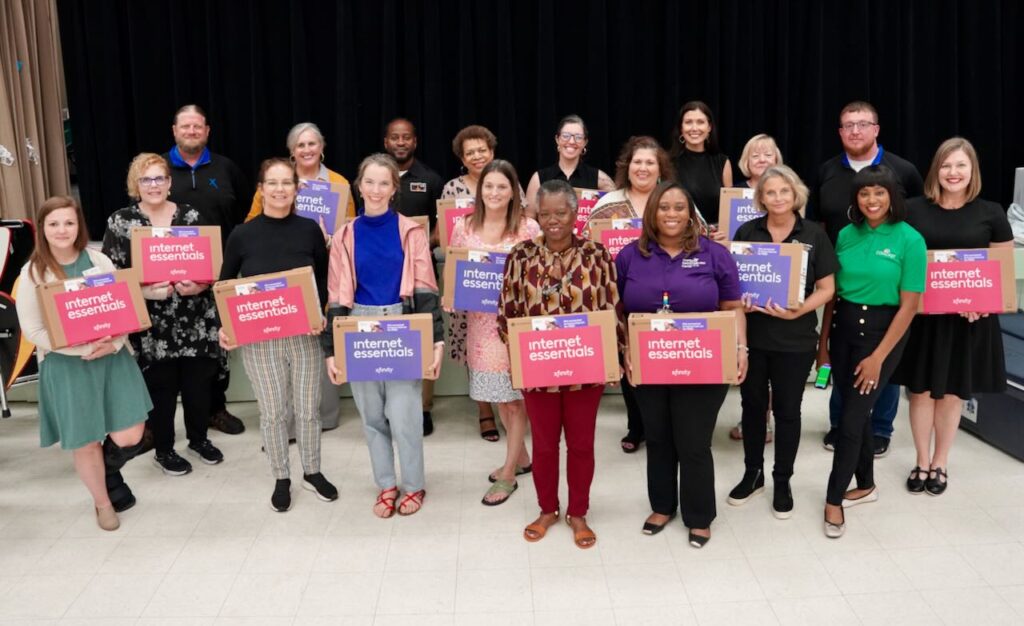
<box><xmin>821</xmin><ymin>165</ymin><xmax>926</xmax><ymax>538</ymax></box>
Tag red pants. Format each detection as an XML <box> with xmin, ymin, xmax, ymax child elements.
<box><xmin>523</xmin><ymin>385</ymin><xmax>605</xmax><ymax>517</ymax></box>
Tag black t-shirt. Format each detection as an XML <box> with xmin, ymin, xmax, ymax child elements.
<box><xmin>905</xmin><ymin>196</ymin><xmax>1013</xmax><ymax>248</ymax></box>
<box><xmin>394</xmin><ymin>159</ymin><xmax>444</xmax><ymax>228</ymax></box>
<box><xmin>537</xmin><ymin>161</ymin><xmax>599</xmax><ymax>189</ymax></box>
<box><xmin>734</xmin><ymin>215</ymin><xmax>839</xmax><ymax>352</ymax></box>
<box><xmin>672</xmin><ymin>149</ymin><xmax>729</xmax><ymax>224</ymax></box>
<box><xmin>219</xmin><ymin>213</ymin><xmax>328</xmax><ymax>307</ymax></box>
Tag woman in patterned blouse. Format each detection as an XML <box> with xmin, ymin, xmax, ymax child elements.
<box><xmin>497</xmin><ymin>179</ymin><xmax>626</xmax><ymax>549</ymax></box>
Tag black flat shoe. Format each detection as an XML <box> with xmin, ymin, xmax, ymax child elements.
<box><xmin>925</xmin><ymin>467</ymin><xmax>948</xmax><ymax>496</ymax></box>
<box><xmin>906</xmin><ymin>466</ymin><xmax>927</xmax><ymax>494</ymax></box>
<box><xmin>688</xmin><ymin>529</ymin><xmax>710</xmax><ymax>548</ymax></box>
<box><xmin>642</xmin><ymin>512</ymin><xmax>676</xmax><ymax>535</ymax></box>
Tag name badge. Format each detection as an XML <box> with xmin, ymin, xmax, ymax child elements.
<box><xmin>409</xmin><ymin>182</ymin><xmax>427</xmax><ymax>193</ymax></box>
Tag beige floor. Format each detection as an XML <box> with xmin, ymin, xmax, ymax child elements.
<box><xmin>0</xmin><ymin>389</ymin><xmax>1022</xmax><ymax>625</ymax></box>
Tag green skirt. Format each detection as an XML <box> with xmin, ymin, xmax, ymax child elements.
<box><xmin>38</xmin><ymin>349</ymin><xmax>152</xmax><ymax>450</ymax></box>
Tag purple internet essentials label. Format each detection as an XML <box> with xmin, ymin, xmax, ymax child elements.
<box><xmin>555</xmin><ymin>314</ymin><xmax>589</xmax><ymax>328</ymax></box>
<box><xmin>732</xmin><ymin>251</ymin><xmax>791</xmax><ymax>307</ymax></box>
<box><xmin>727</xmin><ymin>197</ymin><xmax>760</xmax><ymax>239</ymax></box>
<box><xmin>453</xmin><ymin>259</ymin><xmax>504</xmax><ymax>312</ymax></box>
<box><xmin>673</xmin><ymin>318</ymin><xmax>707</xmax><ymax>330</ymax></box>
<box><xmin>256</xmin><ymin>278</ymin><xmax>288</xmax><ymax>292</ymax></box>
<box><xmin>345</xmin><ymin>330</ymin><xmax>423</xmax><ymax>381</ymax></box>
<box><xmin>170</xmin><ymin>227</ymin><xmax>200</xmax><ymax>237</ymax></box>
<box><xmin>955</xmin><ymin>250</ymin><xmax>988</xmax><ymax>262</ymax></box>
<box><xmin>83</xmin><ymin>273</ymin><xmax>116</xmax><ymax>287</ymax></box>
<box><xmin>296</xmin><ymin>181</ymin><xmax>341</xmax><ymax>234</ymax></box>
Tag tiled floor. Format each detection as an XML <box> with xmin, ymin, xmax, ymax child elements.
<box><xmin>0</xmin><ymin>388</ymin><xmax>1022</xmax><ymax>625</ymax></box>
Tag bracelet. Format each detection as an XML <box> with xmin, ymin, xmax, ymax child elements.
<box><xmin>737</xmin><ymin>344</ymin><xmax>749</xmax><ymax>353</ymax></box>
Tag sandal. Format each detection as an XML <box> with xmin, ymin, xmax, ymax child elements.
<box><xmin>481</xmin><ymin>479</ymin><xmax>518</xmax><ymax>506</ymax></box>
<box><xmin>488</xmin><ymin>464</ymin><xmax>532</xmax><ymax>483</ymax></box>
<box><xmin>373</xmin><ymin>487</ymin><xmax>398</xmax><ymax>519</ymax></box>
<box><xmin>620</xmin><ymin>433</ymin><xmax>644</xmax><ymax>454</ymax></box>
<box><xmin>565</xmin><ymin>515</ymin><xmax>596</xmax><ymax>549</ymax></box>
<box><xmin>479</xmin><ymin>416</ymin><xmax>500</xmax><ymax>442</ymax></box>
<box><xmin>397</xmin><ymin>489</ymin><xmax>426</xmax><ymax>516</ymax></box>
<box><xmin>523</xmin><ymin>511</ymin><xmax>560</xmax><ymax>542</ymax></box>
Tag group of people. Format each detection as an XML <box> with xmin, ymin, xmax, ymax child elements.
<box><xmin>16</xmin><ymin>100</ymin><xmax>1012</xmax><ymax>546</ymax></box>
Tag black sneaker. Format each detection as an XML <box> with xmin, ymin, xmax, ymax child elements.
<box><xmin>153</xmin><ymin>449</ymin><xmax>192</xmax><ymax>476</ymax></box>
<box><xmin>423</xmin><ymin>411</ymin><xmax>434</xmax><ymax>437</ymax></box>
<box><xmin>302</xmin><ymin>472</ymin><xmax>339</xmax><ymax>502</ymax></box>
<box><xmin>727</xmin><ymin>468</ymin><xmax>765</xmax><ymax>506</ymax></box>
<box><xmin>772</xmin><ymin>481</ymin><xmax>794</xmax><ymax>519</ymax></box>
<box><xmin>271</xmin><ymin>479</ymin><xmax>291</xmax><ymax>512</ymax></box>
<box><xmin>187</xmin><ymin>439</ymin><xmax>225</xmax><ymax>465</ymax></box>
<box><xmin>210</xmin><ymin>409</ymin><xmax>245</xmax><ymax>435</ymax></box>
<box><xmin>822</xmin><ymin>428</ymin><xmax>839</xmax><ymax>451</ymax></box>
<box><xmin>873</xmin><ymin>436</ymin><xmax>891</xmax><ymax>458</ymax></box>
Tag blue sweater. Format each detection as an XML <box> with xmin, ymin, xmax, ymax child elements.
<box><xmin>353</xmin><ymin>210</ymin><xmax>404</xmax><ymax>305</ymax></box>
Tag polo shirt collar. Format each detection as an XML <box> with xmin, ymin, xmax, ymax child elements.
<box><xmin>840</xmin><ymin>144</ymin><xmax>885</xmax><ymax>168</ymax></box>
<box><xmin>168</xmin><ymin>145</ymin><xmax>211</xmax><ymax>170</ymax></box>
<box><xmin>752</xmin><ymin>213</ymin><xmax>805</xmax><ymax>236</ymax></box>
<box><xmin>858</xmin><ymin>219</ymin><xmax>895</xmax><ymax>235</ymax></box>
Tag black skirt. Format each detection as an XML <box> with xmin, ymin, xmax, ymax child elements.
<box><xmin>891</xmin><ymin>314</ymin><xmax>1007</xmax><ymax>399</ymax></box>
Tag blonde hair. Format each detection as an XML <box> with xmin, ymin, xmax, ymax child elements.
<box><xmin>738</xmin><ymin>134</ymin><xmax>783</xmax><ymax>178</ymax></box>
<box><xmin>126</xmin><ymin>153</ymin><xmax>170</xmax><ymax>200</ymax></box>
<box><xmin>924</xmin><ymin>137</ymin><xmax>982</xmax><ymax>203</ymax></box>
<box><xmin>753</xmin><ymin>165</ymin><xmax>809</xmax><ymax>214</ymax></box>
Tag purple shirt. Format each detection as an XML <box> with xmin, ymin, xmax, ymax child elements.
<box><xmin>615</xmin><ymin>236</ymin><xmax>741</xmax><ymax>314</ymax></box>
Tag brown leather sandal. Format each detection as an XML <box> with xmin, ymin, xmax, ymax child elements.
<box><xmin>523</xmin><ymin>511</ymin><xmax>560</xmax><ymax>542</ymax></box>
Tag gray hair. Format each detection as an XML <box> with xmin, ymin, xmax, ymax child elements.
<box><xmin>536</xmin><ymin>179</ymin><xmax>578</xmax><ymax>212</ymax></box>
<box><xmin>286</xmin><ymin>122</ymin><xmax>326</xmax><ymax>153</ymax></box>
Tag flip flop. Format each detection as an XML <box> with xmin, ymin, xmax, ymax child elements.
<box><xmin>523</xmin><ymin>511</ymin><xmax>560</xmax><ymax>542</ymax></box>
<box><xmin>488</xmin><ymin>464</ymin><xmax>532</xmax><ymax>483</ymax></box>
<box><xmin>481</xmin><ymin>479</ymin><xmax>518</xmax><ymax>506</ymax></box>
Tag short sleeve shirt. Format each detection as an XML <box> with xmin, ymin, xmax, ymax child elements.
<box><xmin>905</xmin><ymin>197</ymin><xmax>1013</xmax><ymax>248</ymax></box>
<box><xmin>835</xmin><ymin>221</ymin><xmax>926</xmax><ymax>306</ymax></box>
<box><xmin>615</xmin><ymin>236</ymin><xmax>741</xmax><ymax>314</ymax></box>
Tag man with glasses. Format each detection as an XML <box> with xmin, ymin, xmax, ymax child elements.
<box><xmin>809</xmin><ymin>100</ymin><xmax>923</xmax><ymax>457</ymax></box>
<box><xmin>163</xmin><ymin>104</ymin><xmax>249</xmax><ymax>437</ymax></box>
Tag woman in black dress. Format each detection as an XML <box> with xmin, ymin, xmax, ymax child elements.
<box><xmin>669</xmin><ymin>101</ymin><xmax>732</xmax><ymax>233</ymax></box>
<box><xmin>894</xmin><ymin>137</ymin><xmax>1014</xmax><ymax>495</ymax></box>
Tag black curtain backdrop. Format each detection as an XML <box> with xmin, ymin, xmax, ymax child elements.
<box><xmin>57</xmin><ymin>0</ymin><xmax>1024</xmax><ymax>238</ymax></box>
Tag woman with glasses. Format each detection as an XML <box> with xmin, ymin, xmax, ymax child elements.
<box><xmin>525</xmin><ymin>115</ymin><xmax>615</xmax><ymax>209</ymax></box>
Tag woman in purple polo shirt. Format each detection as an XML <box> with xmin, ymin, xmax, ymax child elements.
<box><xmin>616</xmin><ymin>181</ymin><xmax>748</xmax><ymax>548</ymax></box>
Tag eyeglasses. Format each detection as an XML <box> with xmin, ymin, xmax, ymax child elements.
<box><xmin>139</xmin><ymin>176</ymin><xmax>169</xmax><ymax>187</ymax></box>
<box><xmin>839</xmin><ymin>121</ymin><xmax>878</xmax><ymax>132</ymax></box>
<box><xmin>263</xmin><ymin>180</ymin><xmax>296</xmax><ymax>189</ymax></box>
<box><xmin>558</xmin><ymin>132</ymin><xmax>586</xmax><ymax>143</ymax></box>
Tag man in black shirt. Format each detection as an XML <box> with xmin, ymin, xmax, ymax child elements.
<box><xmin>808</xmin><ymin>101</ymin><xmax>923</xmax><ymax>457</ymax></box>
<box><xmin>165</xmin><ymin>104</ymin><xmax>248</xmax><ymax>436</ymax></box>
<box><xmin>383</xmin><ymin>118</ymin><xmax>444</xmax><ymax>436</ymax></box>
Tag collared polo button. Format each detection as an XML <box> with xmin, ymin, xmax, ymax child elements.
<box><xmin>859</xmin><ymin>332</ymin><xmax>865</xmax><ymax>336</ymax></box>
<box><xmin>859</xmin><ymin>318</ymin><xmax>865</xmax><ymax>324</ymax></box>
<box><xmin>862</xmin><ymin>305</ymin><xmax>868</xmax><ymax>310</ymax></box>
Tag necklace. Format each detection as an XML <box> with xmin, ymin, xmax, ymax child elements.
<box><xmin>539</xmin><ymin>246</ymin><xmax>577</xmax><ymax>300</ymax></box>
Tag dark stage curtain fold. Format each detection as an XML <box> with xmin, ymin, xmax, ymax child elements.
<box><xmin>56</xmin><ymin>0</ymin><xmax>1024</xmax><ymax>237</ymax></box>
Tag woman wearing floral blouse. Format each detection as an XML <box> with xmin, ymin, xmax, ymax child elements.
<box><xmin>102</xmin><ymin>152</ymin><xmax>226</xmax><ymax>477</ymax></box>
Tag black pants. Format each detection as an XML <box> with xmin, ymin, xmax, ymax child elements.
<box><xmin>740</xmin><ymin>349</ymin><xmax>815</xmax><ymax>481</ymax></box>
<box><xmin>621</xmin><ymin>375</ymin><xmax>644</xmax><ymax>439</ymax></box>
<box><xmin>210</xmin><ymin>369</ymin><xmax>229</xmax><ymax>414</ymax></box>
<box><xmin>826</xmin><ymin>300</ymin><xmax>909</xmax><ymax>505</ymax></box>
<box><xmin>634</xmin><ymin>383</ymin><xmax>729</xmax><ymax>529</ymax></box>
<box><xmin>143</xmin><ymin>357</ymin><xmax>218</xmax><ymax>453</ymax></box>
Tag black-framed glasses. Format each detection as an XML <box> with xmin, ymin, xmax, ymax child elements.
<box><xmin>139</xmin><ymin>176</ymin><xmax>169</xmax><ymax>187</ymax></box>
<box><xmin>558</xmin><ymin>132</ymin><xmax>585</xmax><ymax>143</ymax></box>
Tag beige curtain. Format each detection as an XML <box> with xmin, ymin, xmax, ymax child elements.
<box><xmin>0</xmin><ymin>0</ymin><xmax>70</xmax><ymax>220</ymax></box>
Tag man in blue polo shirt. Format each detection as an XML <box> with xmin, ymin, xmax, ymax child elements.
<box><xmin>808</xmin><ymin>101</ymin><xmax>923</xmax><ymax>457</ymax></box>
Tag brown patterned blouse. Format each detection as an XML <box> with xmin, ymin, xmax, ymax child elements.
<box><xmin>497</xmin><ymin>235</ymin><xmax>626</xmax><ymax>392</ymax></box>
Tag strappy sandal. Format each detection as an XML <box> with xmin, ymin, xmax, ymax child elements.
<box><xmin>488</xmin><ymin>464</ymin><xmax>532</xmax><ymax>483</ymax></box>
<box><xmin>565</xmin><ymin>515</ymin><xmax>596</xmax><ymax>549</ymax></box>
<box><xmin>523</xmin><ymin>511</ymin><xmax>560</xmax><ymax>542</ymax></box>
<box><xmin>373</xmin><ymin>487</ymin><xmax>398</xmax><ymax>519</ymax></box>
<box><xmin>398</xmin><ymin>489</ymin><xmax>426</xmax><ymax>516</ymax></box>
<box><xmin>479</xmin><ymin>416</ymin><xmax>500</xmax><ymax>442</ymax></box>
<box><xmin>926</xmin><ymin>467</ymin><xmax>948</xmax><ymax>496</ymax></box>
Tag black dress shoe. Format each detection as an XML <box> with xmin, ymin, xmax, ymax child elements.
<box><xmin>688</xmin><ymin>530</ymin><xmax>710</xmax><ymax>548</ymax></box>
<box><xmin>906</xmin><ymin>467</ymin><xmax>927</xmax><ymax>494</ymax></box>
<box><xmin>423</xmin><ymin>411</ymin><xmax>434</xmax><ymax>437</ymax></box>
<box><xmin>925</xmin><ymin>467</ymin><xmax>948</xmax><ymax>496</ymax></box>
<box><xmin>642</xmin><ymin>512</ymin><xmax>676</xmax><ymax>535</ymax></box>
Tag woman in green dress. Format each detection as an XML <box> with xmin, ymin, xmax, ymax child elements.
<box><xmin>15</xmin><ymin>196</ymin><xmax>152</xmax><ymax>531</ymax></box>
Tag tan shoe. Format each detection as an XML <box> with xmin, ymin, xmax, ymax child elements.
<box><xmin>95</xmin><ymin>505</ymin><xmax>120</xmax><ymax>531</ymax></box>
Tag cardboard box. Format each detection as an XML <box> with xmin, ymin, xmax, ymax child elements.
<box><xmin>296</xmin><ymin>181</ymin><xmax>351</xmax><ymax>235</ymax></box>
<box><xmin>728</xmin><ymin>241</ymin><xmax>808</xmax><ymax>309</ymax></box>
<box><xmin>213</xmin><ymin>267</ymin><xmax>322</xmax><ymax>347</ymax></box>
<box><xmin>37</xmin><ymin>269</ymin><xmax>151</xmax><ymax>349</ymax></box>
<box><xmin>921</xmin><ymin>247</ymin><xmax>1017</xmax><ymax>314</ymax></box>
<box><xmin>588</xmin><ymin>217</ymin><xmax>642</xmax><ymax>259</ymax></box>
<box><xmin>332</xmin><ymin>313</ymin><xmax>434</xmax><ymax>383</ymax></box>
<box><xmin>717</xmin><ymin>187</ymin><xmax>759</xmax><ymax>240</ymax></box>
<box><xmin>574</xmin><ymin>188</ymin><xmax>608</xmax><ymax>237</ymax></box>
<box><xmin>628</xmin><ymin>311</ymin><xmax>738</xmax><ymax>385</ymax></box>
<box><xmin>130</xmin><ymin>225</ymin><xmax>222</xmax><ymax>284</ymax></box>
<box><xmin>506</xmin><ymin>309</ymin><xmax>620</xmax><ymax>389</ymax></box>
<box><xmin>436</xmin><ymin>198</ymin><xmax>475</xmax><ymax>251</ymax></box>
<box><xmin>442</xmin><ymin>247</ymin><xmax>507</xmax><ymax>312</ymax></box>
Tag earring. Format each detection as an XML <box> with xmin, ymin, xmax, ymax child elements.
<box><xmin>846</xmin><ymin>205</ymin><xmax>855</xmax><ymax>222</ymax></box>
<box><xmin>289</xmin><ymin>155</ymin><xmax>296</xmax><ymax>165</ymax></box>
<box><xmin>320</xmin><ymin>153</ymin><xmax>325</xmax><ymax>163</ymax></box>
<box><xmin>678</xmin><ymin>135</ymin><xmax>686</xmax><ymax>145</ymax></box>
<box><xmin>460</xmin><ymin>165</ymin><xmax>468</xmax><ymax>175</ymax></box>
<box><xmin>582</xmin><ymin>147</ymin><xmax>588</xmax><ymax>156</ymax></box>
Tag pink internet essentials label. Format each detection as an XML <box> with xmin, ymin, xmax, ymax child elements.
<box><xmin>637</xmin><ymin>328</ymin><xmax>724</xmax><ymax>384</ymax></box>
<box><xmin>54</xmin><ymin>281</ymin><xmax>141</xmax><ymax>346</ymax></box>
<box><xmin>140</xmin><ymin>230</ymin><xmax>215</xmax><ymax>283</ymax></box>
<box><xmin>575</xmin><ymin>189</ymin><xmax>607</xmax><ymax>236</ymax></box>
<box><xmin>226</xmin><ymin>285</ymin><xmax>310</xmax><ymax>345</ymax></box>
<box><xmin>517</xmin><ymin>325</ymin><xmax>606</xmax><ymax>388</ymax></box>
<box><xmin>922</xmin><ymin>256</ymin><xmax>1003</xmax><ymax>313</ymax></box>
<box><xmin>600</xmin><ymin>225</ymin><xmax>642</xmax><ymax>259</ymax></box>
<box><xmin>444</xmin><ymin>202</ymin><xmax>475</xmax><ymax>245</ymax></box>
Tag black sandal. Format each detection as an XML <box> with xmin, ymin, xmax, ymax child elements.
<box><xmin>620</xmin><ymin>432</ymin><xmax>644</xmax><ymax>454</ymax></box>
<box><xmin>925</xmin><ymin>467</ymin><xmax>948</xmax><ymax>496</ymax></box>
<box><xmin>479</xmin><ymin>416</ymin><xmax>500</xmax><ymax>442</ymax></box>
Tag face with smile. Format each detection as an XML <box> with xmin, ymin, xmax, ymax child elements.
<box><xmin>260</xmin><ymin>163</ymin><xmax>298</xmax><ymax>215</ymax></box>
<box><xmin>481</xmin><ymin>171</ymin><xmax>513</xmax><ymax>213</ymax></box>
<box><xmin>137</xmin><ymin>163</ymin><xmax>171</xmax><ymax>207</ymax></box>
<box><xmin>938</xmin><ymin>149</ymin><xmax>972</xmax><ymax>197</ymax></box>
<box><xmin>358</xmin><ymin>163</ymin><xmax>397</xmax><ymax>213</ymax></box>
<box><xmin>857</xmin><ymin>185</ymin><xmax>891</xmax><ymax>227</ymax></box>
<box><xmin>655</xmin><ymin>188</ymin><xmax>690</xmax><ymax>243</ymax></box>
<box><xmin>759</xmin><ymin>176</ymin><xmax>795</xmax><ymax>217</ymax></box>
<box><xmin>461</xmin><ymin>138</ymin><xmax>494</xmax><ymax>178</ymax></box>
<box><xmin>172</xmin><ymin>111</ymin><xmax>210</xmax><ymax>155</ymax></box>
<box><xmin>747</xmin><ymin>142</ymin><xmax>778</xmax><ymax>180</ymax></box>
<box><xmin>292</xmin><ymin>129</ymin><xmax>324</xmax><ymax>173</ymax></box>
<box><xmin>384</xmin><ymin>120</ymin><xmax>417</xmax><ymax>166</ymax></box>
<box><xmin>537</xmin><ymin>193</ymin><xmax>576</xmax><ymax>246</ymax></box>
<box><xmin>628</xmin><ymin>148</ymin><xmax>660</xmax><ymax>192</ymax></box>
<box><xmin>555</xmin><ymin>122</ymin><xmax>587</xmax><ymax>161</ymax></box>
<box><xmin>839</xmin><ymin>110</ymin><xmax>880</xmax><ymax>160</ymax></box>
<box><xmin>43</xmin><ymin>207</ymin><xmax>79</xmax><ymax>255</ymax></box>
<box><xmin>680</xmin><ymin>110</ymin><xmax>711</xmax><ymax>150</ymax></box>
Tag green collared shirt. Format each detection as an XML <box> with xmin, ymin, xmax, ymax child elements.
<box><xmin>835</xmin><ymin>220</ymin><xmax>926</xmax><ymax>306</ymax></box>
